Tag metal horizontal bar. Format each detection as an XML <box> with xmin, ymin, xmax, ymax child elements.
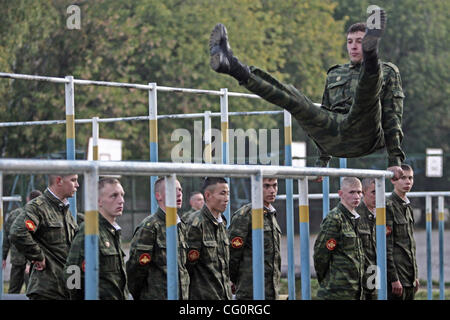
<box><xmin>0</xmin><ymin>159</ymin><xmax>393</xmax><ymax>179</ymax></box>
<box><xmin>276</xmin><ymin>191</ymin><xmax>450</xmax><ymax>200</ymax></box>
<box><xmin>0</xmin><ymin>72</ymin><xmax>68</xmax><ymax>84</ymax></box>
<box><xmin>2</xmin><ymin>196</ymin><xmax>22</xmax><ymax>202</ymax></box>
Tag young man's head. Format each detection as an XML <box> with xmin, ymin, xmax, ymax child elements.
<box><xmin>361</xmin><ymin>178</ymin><xmax>376</xmax><ymax>210</ymax></box>
<box><xmin>26</xmin><ymin>189</ymin><xmax>42</xmax><ymax>203</ymax></box>
<box><xmin>189</xmin><ymin>191</ymin><xmax>204</xmax><ymax>211</ymax></box>
<box><xmin>391</xmin><ymin>164</ymin><xmax>414</xmax><ymax>197</ymax></box>
<box><xmin>262</xmin><ymin>178</ymin><xmax>278</xmax><ymax>208</ymax></box>
<box><xmin>48</xmin><ymin>174</ymin><xmax>79</xmax><ymax>200</ymax></box>
<box><xmin>346</xmin><ymin>22</ymin><xmax>366</xmax><ymax>64</ymax></box>
<box><xmin>98</xmin><ymin>178</ymin><xmax>125</xmax><ymax>223</ymax></box>
<box><xmin>202</xmin><ymin>177</ymin><xmax>229</xmax><ymax>217</ymax></box>
<box><xmin>338</xmin><ymin>177</ymin><xmax>363</xmax><ymax>211</ymax></box>
<box><xmin>154</xmin><ymin>177</ymin><xmax>183</xmax><ymax>211</ymax></box>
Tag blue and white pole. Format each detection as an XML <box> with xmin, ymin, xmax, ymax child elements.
<box><xmin>426</xmin><ymin>195</ymin><xmax>432</xmax><ymax>300</ymax></box>
<box><xmin>298</xmin><ymin>177</ymin><xmax>311</xmax><ymax>300</ymax></box>
<box><xmin>375</xmin><ymin>177</ymin><xmax>387</xmax><ymax>300</ymax></box>
<box><xmin>165</xmin><ymin>174</ymin><xmax>179</xmax><ymax>300</ymax></box>
<box><xmin>149</xmin><ymin>83</ymin><xmax>158</xmax><ymax>214</ymax></box>
<box><xmin>251</xmin><ymin>173</ymin><xmax>265</xmax><ymax>300</ymax></box>
<box><xmin>438</xmin><ymin>196</ymin><xmax>445</xmax><ymax>300</ymax></box>
<box><xmin>220</xmin><ymin>88</ymin><xmax>231</xmax><ymax>226</ymax></box>
<box><xmin>65</xmin><ymin>76</ymin><xmax>77</xmax><ymax>220</ymax></box>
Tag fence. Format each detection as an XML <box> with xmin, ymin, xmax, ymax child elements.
<box><xmin>278</xmin><ymin>191</ymin><xmax>450</xmax><ymax>300</ymax></box>
<box><xmin>0</xmin><ymin>159</ymin><xmax>393</xmax><ymax>300</ymax></box>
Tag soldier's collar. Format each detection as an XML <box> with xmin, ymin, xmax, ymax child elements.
<box><xmin>349</xmin><ymin>61</ymin><xmax>362</xmax><ymax>69</ymax></box>
<box><xmin>264</xmin><ymin>205</ymin><xmax>276</xmax><ymax>215</ymax></box>
<box><xmin>45</xmin><ymin>188</ymin><xmax>70</xmax><ymax>210</ymax></box>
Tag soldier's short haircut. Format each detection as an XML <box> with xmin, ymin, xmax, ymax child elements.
<box><xmin>347</xmin><ymin>22</ymin><xmax>366</xmax><ymax>34</ymax></box>
<box><xmin>340</xmin><ymin>177</ymin><xmax>361</xmax><ymax>190</ymax></box>
<box><xmin>401</xmin><ymin>164</ymin><xmax>413</xmax><ymax>172</ymax></box>
<box><xmin>361</xmin><ymin>178</ymin><xmax>375</xmax><ymax>192</ymax></box>
<box><xmin>202</xmin><ymin>177</ymin><xmax>228</xmax><ymax>194</ymax></box>
<box><xmin>27</xmin><ymin>189</ymin><xmax>42</xmax><ymax>201</ymax></box>
<box><xmin>98</xmin><ymin>177</ymin><xmax>121</xmax><ymax>192</ymax></box>
<box><xmin>48</xmin><ymin>174</ymin><xmax>74</xmax><ymax>186</ymax></box>
<box><xmin>154</xmin><ymin>177</ymin><xmax>165</xmax><ymax>195</ymax></box>
<box><xmin>190</xmin><ymin>191</ymin><xmax>202</xmax><ymax>199</ymax></box>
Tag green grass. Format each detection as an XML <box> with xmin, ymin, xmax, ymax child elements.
<box><xmin>279</xmin><ymin>277</ymin><xmax>450</xmax><ymax>300</ymax></box>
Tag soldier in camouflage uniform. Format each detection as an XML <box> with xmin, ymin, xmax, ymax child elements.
<box><xmin>209</xmin><ymin>8</ymin><xmax>405</xmax><ymax>180</ymax></box>
<box><xmin>64</xmin><ymin>178</ymin><xmax>128</xmax><ymax>300</ymax></box>
<box><xmin>2</xmin><ymin>190</ymin><xmax>41</xmax><ymax>293</ymax></box>
<box><xmin>228</xmin><ymin>178</ymin><xmax>281</xmax><ymax>300</ymax></box>
<box><xmin>386</xmin><ymin>164</ymin><xmax>419</xmax><ymax>300</ymax></box>
<box><xmin>10</xmin><ymin>174</ymin><xmax>79</xmax><ymax>300</ymax></box>
<box><xmin>126</xmin><ymin>177</ymin><xmax>189</xmax><ymax>300</ymax></box>
<box><xmin>356</xmin><ymin>178</ymin><xmax>377</xmax><ymax>300</ymax></box>
<box><xmin>313</xmin><ymin>177</ymin><xmax>365</xmax><ymax>300</ymax></box>
<box><xmin>186</xmin><ymin>177</ymin><xmax>232</xmax><ymax>300</ymax></box>
<box><xmin>181</xmin><ymin>191</ymin><xmax>204</xmax><ymax>223</ymax></box>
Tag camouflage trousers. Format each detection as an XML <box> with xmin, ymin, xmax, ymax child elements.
<box><xmin>243</xmin><ymin>64</ymin><xmax>384</xmax><ymax>158</ymax></box>
<box><xmin>8</xmin><ymin>263</ymin><xmax>29</xmax><ymax>294</ymax></box>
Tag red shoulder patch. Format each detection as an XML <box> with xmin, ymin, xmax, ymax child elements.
<box><xmin>386</xmin><ymin>226</ymin><xmax>392</xmax><ymax>236</ymax></box>
<box><xmin>231</xmin><ymin>237</ymin><xmax>244</xmax><ymax>249</ymax></box>
<box><xmin>326</xmin><ymin>238</ymin><xmax>337</xmax><ymax>251</ymax></box>
<box><xmin>82</xmin><ymin>260</ymin><xmax>85</xmax><ymax>272</ymax></box>
<box><xmin>25</xmin><ymin>220</ymin><xmax>36</xmax><ymax>232</ymax></box>
<box><xmin>139</xmin><ymin>253</ymin><xmax>151</xmax><ymax>265</ymax></box>
<box><xmin>188</xmin><ymin>249</ymin><xmax>200</xmax><ymax>262</ymax></box>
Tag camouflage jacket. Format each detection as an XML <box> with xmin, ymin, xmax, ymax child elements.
<box><xmin>126</xmin><ymin>207</ymin><xmax>190</xmax><ymax>300</ymax></box>
<box><xmin>9</xmin><ymin>189</ymin><xmax>77</xmax><ymax>299</ymax></box>
<box><xmin>313</xmin><ymin>202</ymin><xmax>364</xmax><ymax>300</ymax></box>
<box><xmin>320</xmin><ymin>61</ymin><xmax>405</xmax><ymax>167</ymax></box>
<box><xmin>186</xmin><ymin>205</ymin><xmax>232</xmax><ymax>300</ymax></box>
<box><xmin>228</xmin><ymin>203</ymin><xmax>281</xmax><ymax>300</ymax></box>
<box><xmin>181</xmin><ymin>208</ymin><xmax>198</xmax><ymax>224</ymax></box>
<box><xmin>3</xmin><ymin>207</ymin><xmax>27</xmax><ymax>265</ymax></box>
<box><xmin>356</xmin><ymin>202</ymin><xmax>377</xmax><ymax>295</ymax></box>
<box><xmin>64</xmin><ymin>214</ymin><xmax>128</xmax><ymax>300</ymax></box>
<box><xmin>386</xmin><ymin>192</ymin><xmax>418</xmax><ymax>286</ymax></box>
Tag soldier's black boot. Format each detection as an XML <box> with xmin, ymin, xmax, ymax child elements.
<box><xmin>209</xmin><ymin>23</ymin><xmax>250</xmax><ymax>84</ymax></box>
<box><xmin>362</xmin><ymin>7</ymin><xmax>386</xmax><ymax>74</ymax></box>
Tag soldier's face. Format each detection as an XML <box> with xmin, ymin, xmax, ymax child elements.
<box><xmin>156</xmin><ymin>180</ymin><xmax>183</xmax><ymax>210</ymax></box>
<box><xmin>190</xmin><ymin>193</ymin><xmax>204</xmax><ymax>210</ymax></box>
<box><xmin>347</xmin><ymin>31</ymin><xmax>364</xmax><ymax>63</ymax></box>
<box><xmin>205</xmin><ymin>183</ymin><xmax>229</xmax><ymax>215</ymax></box>
<box><xmin>339</xmin><ymin>182</ymin><xmax>363</xmax><ymax>210</ymax></box>
<box><xmin>363</xmin><ymin>182</ymin><xmax>376</xmax><ymax>209</ymax></box>
<box><xmin>98</xmin><ymin>182</ymin><xmax>125</xmax><ymax>220</ymax></box>
<box><xmin>392</xmin><ymin>169</ymin><xmax>414</xmax><ymax>195</ymax></box>
<box><xmin>263</xmin><ymin>178</ymin><xmax>278</xmax><ymax>207</ymax></box>
<box><xmin>60</xmin><ymin>174</ymin><xmax>79</xmax><ymax>198</ymax></box>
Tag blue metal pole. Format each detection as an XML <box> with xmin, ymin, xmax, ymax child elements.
<box><xmin>220</xmin><ymin>88</ymin><xmax>231</xmax><ymax>227</ymax></box>
<box><xmin>283</xmin><ymin>110</ymin><xmax>296</xmax><ymax>300</ymax></box>
<box><xmin>65</xmin><ymin>76</ymin><xmax>77</xmax><ymax>220</ymax></box>
<box><xmin>251</xmin><ymin>173</ymin><xmax>265</xmax><ymax>299</ymax></box>
<box><xmin>438</xmin><ymin>196</ymin><xmax>445</xmax><ymax>300</ymax></box>
<box><xmin>426</xmin><ymin>196</ymin><xmax>432</xmax><ymax>300</ymax></box>
<box><xmin>298</xmin><ymin>177</ymin><xmax>311</xmax><ymax>300</ymax></box>
<box><xmin>165</xmin><ymin>175</ymin><xmax>179</xmax><ymax>300</ymax></box>
<box><xmin>84</xmin><ymin>167</ymin><xmax>99</xmax><ymax>300</ymax></box>
<box><xmin>375</xmin><ymin>177</ymin><xmax>387</xmax><ymax>300</ymax></box>
<box><xmin>322</xmin><ymin>174</ymin><xmax>330</xmax><ymax>219</ymax></box>
<box><xmin>149</xmin><ymin>83</ymin><xmax>158</xmax><ymax>214</ymax></box>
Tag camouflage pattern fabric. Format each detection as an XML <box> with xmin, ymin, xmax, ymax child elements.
<box><xmin>243</xmin><ymin>60</ymin><xmax>404</xmax><ymax>167</ymax></box>
<box><xmin>356</xmin><ymin>202</ymin><xmax>377</xmax><ymax>299</ymax></box>
<box><xmin>386</xmin><ymin>192</ymin><xmax>418</xmax><ymax>288</ymax></box>
<box><xmin>126</xmin><ymin>207</ymin><xmax>190</xmax><ymax>300</ymax></box>
<box><xmin>186</xmin><ymin>205</ymin><xmax>232</xmax><ymax>300</ymax></box>
<box><xmin>64</xmin><ymin>214</ymin><xmax>128</xmax><ymax>300</ymax></box>
<box><xmin>228</xmin><ymin>203</ymin><xmax>281</xmax><ymax>300</ymax></box>
<box><xmin>313</xmin><ymin>202</ymin><xmax>364</xmax><ymax>300</ymax></box>
<box><xmin>2</xmin><ymin>207</ymin><xmax>29</xmax><ymax>293</ymax></box>
<box><xmin>9</xmin><ymin>189</ymin><xmax>77</xmax><ymax>299</ymax></box>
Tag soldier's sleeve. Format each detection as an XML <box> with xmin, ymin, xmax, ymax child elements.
<box><xmin>313</xmin><ymin>214</ymin><xmax>340</xmax><ymax>283</ymax></box>
<box><xmin>63</xmin><ymin>224</ymin><xmax>85</xmax><ymax>300</ymax></box>
<box><xmin>385</xmin><ymin>201</ymin><xmax>399</xmax><ymax>283</ymax></box>
<box><xmin>2</xmin><ymin>212</ymin><xmax>14</xmax><ymax>260</ymax></box>
<box><xmin>125</xmin><ymin>223</ymin><xmax>155</xmax><ymax>300</ymax></box>
<box><xmin>381</xmin><ymin>63</ymin><xmax>406</xmax><ymax>167</ymax></box>
<box><xmin>228</xmin><ymin>207</ymin><xmax>251</xmax><ymax>283</ymax></box>
<box><xmin>185</xmin><ymin>218</ymin><xmax>202</xmax><ymax>271</ymax></box>
<box><xmin>9</xmin><ymin>203</ymin><xmax>45</xmax><ymax>262</ymax></box>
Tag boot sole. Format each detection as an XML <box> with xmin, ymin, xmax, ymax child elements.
<box><xmin>209</xmin><ymin>23</ymin><xmax>228</xmax><ymax>72</ymax></box>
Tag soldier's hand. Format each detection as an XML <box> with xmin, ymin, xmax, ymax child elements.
<box><xmin>387</xmin><ymin>166</ymin><xmax>403</xmax><ymax>181</ymax></box>
<box><xmin>391</xmin><ymin>280</ymin><xmax>403</xmax><ymax>296</ymax></box>
<box><xmin>25</xmin><ymin>264</ymin><xmax>31</xmax><ymax>274</ymax></box>
<box><xmin>2</xmin><ymin>260</ymin><xmax>6</xmax><ymax>269</ymax></box>
<box><xmin>32</xmin><ymin>258</ymin><xmax>46</xmax><ymax>271</ymax></box>
<box><xmin>308</xmin><ymin>176</ymin><xmax>323</xmax><ymax>183</ymax></box>
<box><xmin>414</xmin><ymin>279</ymin><xmax>420</xmax><ymax>293</ymax></box>
<box><xmin>231</xmin><ymin>282</ymin><xmax>236</xmax><ymax>295</ymax></box>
